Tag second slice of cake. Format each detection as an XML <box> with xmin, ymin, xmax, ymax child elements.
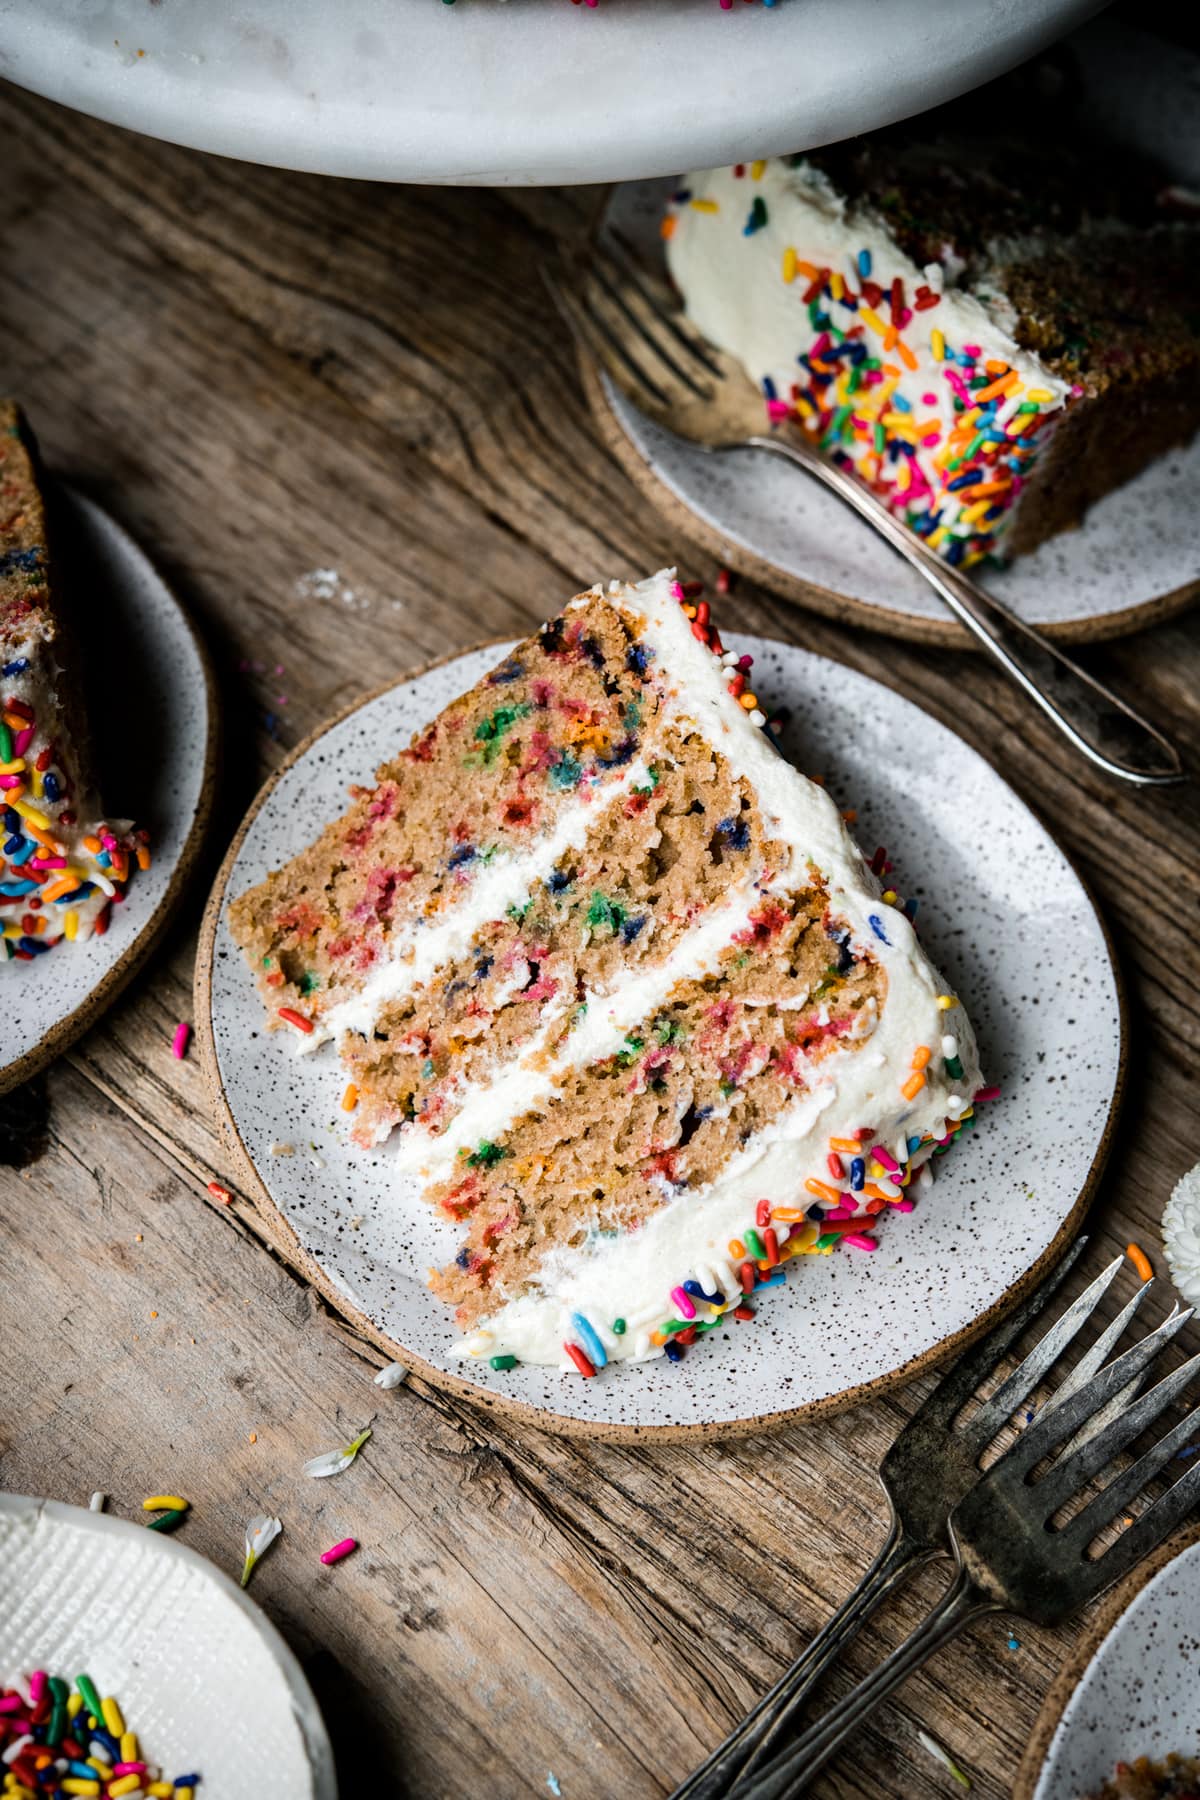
<box><xmin>231</xmin><ymin>571</ymin><xmax>983</xmax><ymax>1374</ymax></box>
<box><xmin>664</xmin><ymin>137</ymin><xmax>1199</xmax><ymax>569</ymax></box>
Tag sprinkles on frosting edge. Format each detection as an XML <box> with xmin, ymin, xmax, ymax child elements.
<box><xmin>1</xmin><ymin>406</ymin><xmax>147</xmax><ymax>958</ymax></box>
<box><xmin>664</xmin><ymin>159</ymin><xmax>1078</xmax><ymax>570</ymax></box>
<box><xmin>0</xmin><ymin>660</ymin><xmax>146</xmax><ymax>957</ymax></box>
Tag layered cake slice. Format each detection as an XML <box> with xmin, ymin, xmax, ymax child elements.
<box><xmin>232</xmin><ymin>571</ymin><xmax>984</xmax><ymax>1373</ymax></box>
<box><xmin>664</xmin><ymin>126</ymin><xmax>1199</xmax><ymax>568</ymax></box>
<box><xmin>0</xmin><ymin>403</ymin><xmax>146</xmax><ymax>958</ymax></box>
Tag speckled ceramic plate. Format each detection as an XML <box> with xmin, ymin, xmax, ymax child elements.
<box><xmin>1</xmin><ymin>489</ymin><xmax>216</xmax><ymax>1094</ymax></box>
<box><xmin>0</xmin><ymin>1494</ymin><xmax>335</xmax><ymax>1800</ymax></box>
<box><xmin>594</xmin><ymin>22</ymin><xmax>1200</xmax><ymax>647</ymax></box>
<box><xmin>196</xmin><ymin>635</ymin><xmax>1124</xmax><ymax>1438</ymax></box>
<box><xmin>1015</xmin><ymin>1522</ymin><xmax>1200</xmax><ymax>1800</ymax></box>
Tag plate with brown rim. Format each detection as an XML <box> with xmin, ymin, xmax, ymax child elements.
<box><xmin>196</xmin><ymin>632</ymin><xmax>1124</xmax><ymax>1439</ymax></box>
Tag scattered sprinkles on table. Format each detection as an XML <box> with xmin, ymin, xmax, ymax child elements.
<box><xmin>0</xmin><ymin>1672</ymin><xmax>200</xmax><ymax>1797</ymax></box>
<box><xmin>0</xmin><ymin>403</ymin><xmax>147</xmax><ymax>959</ymax></box>
<box><xmin>319</xmin><ymin>1537</ymin><xmax>358</xmax><ymax>1567</ymax></box>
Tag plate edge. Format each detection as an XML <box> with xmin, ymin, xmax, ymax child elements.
<box><xmin>1012</xmin><ymin>1519</ymin><xmax>1200</xmax><ymax>1800</ymax></box>
<box><xmin>0</xmin><ymin>1491</ymin><xmax>337</xmax><ymax>1800</ymax></box>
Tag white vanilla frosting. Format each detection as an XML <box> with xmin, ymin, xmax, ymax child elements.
<box><xmin>665</xmin><ymin>161</ymin><xmax>1070</xmax><ymax>552</ymax></box>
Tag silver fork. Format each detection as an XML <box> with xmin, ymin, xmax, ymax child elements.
<box><xmin>670</xmin><ymin>1244</ymin><xmax>1159</xmax><ymax>1800</ymax></box>
<box><xmin>734</xmin><ymin>1297</ymin><xmax>1200</xmax><ymax>1798</ymax></box>
<box><xmin>543</xmin><ymin>231</ymin><xmax>1184</xmax><ymax>788</ymax></box>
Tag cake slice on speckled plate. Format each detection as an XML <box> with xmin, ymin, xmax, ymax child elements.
<box><xmin>0</xmin><ymin>402</ymin><xmax>147</xmax><ymax>959</ymax></box>
<box><xmin>230</xmin><ymin>571</ymin><xmax>988</xmax><ymax>1377</ymax></box>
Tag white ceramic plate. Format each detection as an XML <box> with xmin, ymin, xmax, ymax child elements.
<box><xmin>0</xmin><ymin>0</ymin><xmax>1104</xmax><ymax>187</ymax></box>
<box><xmin>598</xmin><ymin>21</ymin><xmax>1200</xmax><ymax>644</ymax></box>
<box><xmin>0</xmin><ymin>1494</ymin><xmax>336</xmax><ymax>1800</ymax></box>
<box><xmin>1</xmin><ymin>490</ymin><xmax>215</xmax><ymax>1093</ymax></box>
<box><xmin>1018</xmin><ymin>1524</ymin><xmax>1200</xmax><ymax>1800</ymax></box>
<box><xmin>199</xmin><ymin>635</ymin><xmax>1123</xmax><ymax>1437</ymax></box>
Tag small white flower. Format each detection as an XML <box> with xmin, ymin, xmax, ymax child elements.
<box><xmin>1163</xmin><ymin>1164</ymin><xmax>1200</xmax><ymax>1305</ymax></box>
<box><xmin>374</xmin><ymin>1362</ymin><xmax>408</xmax><ymax>1390</ymax></box>
<box><xmin>303</xmin><ymin>1425</ymin><xmax>373</xmax><ymax>1479</ymax></box>
<box><xmin>241</xmin><ymin>1514</ymin><xmax>282</xmax><ymax>1588</ymax></box>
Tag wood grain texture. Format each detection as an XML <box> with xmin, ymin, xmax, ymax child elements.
<box><xmin>0</xmin><ymin>75</ymin><xmax>1198</xmax><ymax>1800</ymax></box>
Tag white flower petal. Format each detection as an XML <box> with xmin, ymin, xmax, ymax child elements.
<box><xmin>245</xmin><ymin>1514</ymin><xmax>283</xmax><ymax>1558</ymax></box>
<box><xmin>374</xmin><ymin>1362</ymin><xmax>408</xmax><ymax>1390</ymax></box>
<box><xmin>916</xmin><ymin>1730</ymin><xmax>971</xmax><ymax>1789</ymax></box>
<box><xmin>303</xmin><ymin>1425</ymin><xmax>373</xmax><ymax>1479</ymax></box>
<box><xmin>241</xmin><ymin>1513</ymin><xmax>282</xmax><ymax>1588</ymax></box>
<box><xmin>303</xmin><ymin>1447</ymin><xmax>354</xmax><ymax>1478</ymax></box>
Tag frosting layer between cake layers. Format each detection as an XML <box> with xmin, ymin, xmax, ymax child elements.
<box><xmin>665</xmin><ymin>159</ymin><xmax>1071</xmax><ymax>568</ymax></box>
<box><xmin>314</xmin><ymin>569</ymin><xmax>982</xmax><ymax>1371</ymax></box>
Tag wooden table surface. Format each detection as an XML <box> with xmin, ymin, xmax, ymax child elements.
<box><xmin>1</xmin><ymin>75</ymin><xmax>1198</xmax><ymax>1800</ymax></box>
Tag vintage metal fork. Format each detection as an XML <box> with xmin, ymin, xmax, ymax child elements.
<box><xmin>543</xmin><ymin>231</ymin><xmax>1184</xmax><ymax>787</ymax></box>
<box><xmin>670</xmin><ymin>1244</ymin><xmax>1165</xmax><ymax>1799</ymax></box>
<box><xmin>733</xmin><ymin>1292</ymin><xmax>1200</xmax><ymax>1798</ymax></box>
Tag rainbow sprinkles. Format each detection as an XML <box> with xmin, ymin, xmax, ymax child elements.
<box><xmin>0</xmin><ymin>402</ymin><xmax>146</xmax><ymax>959</ymax></box>
<box><xmin>232</xmin><ymin>569</ymin><xmax>988</xmax><ymax>1380</ymax></box>
<box><xmin>664</xmin><ymin>159</ymin><xmax>1078</xmax><ymax>569</ymax></box>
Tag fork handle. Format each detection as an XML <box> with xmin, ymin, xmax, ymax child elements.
<box><xmin>749</xmin><ymin>430</ymin><xmax>1185</xmax><ymax>788</ymax></box>
<box><xmin>732</xmin><ymin>1569</ymin><xmax>999</xmax><ymax>1800</ymax></box>
<box><xmin>668</xmin><ymin>1519</ymin><xmax>932</xmax><ymax>1800</ymax></box>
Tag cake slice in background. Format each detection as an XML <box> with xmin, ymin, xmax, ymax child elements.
<box><xmin>0</xmin><ymin>402</ymin><xmax>146</xmax><ymax>958</ymax></box>
<box><xmin>664</xmin><ymin>103</ymin><xmax>1199</xmax><ymax>570</ymax></box>
<box><xmin>232</xmin><ymin>570</ymin><xmax>985</xmax><ymax>1375</ymax></box>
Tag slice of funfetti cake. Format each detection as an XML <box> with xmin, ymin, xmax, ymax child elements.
<box><xmin>231</xmin><ymin>571</ymin><xmax>985</xmax><ymax>1375</ymax></box>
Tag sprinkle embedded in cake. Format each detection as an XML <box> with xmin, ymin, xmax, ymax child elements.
<box><xmin>231</xmin><ymin>570</ymin><xmax>985</xmax><ymax>1375</ymax></box>
<box><xmin>0</xmin><ymin>402</ymin><xmax>146</xmax><ymax>958</ymax></box>
<box><xmin>664</xmin><ymin>135</ymin><xmax>1199</xmax><ymax>568</ymax></box>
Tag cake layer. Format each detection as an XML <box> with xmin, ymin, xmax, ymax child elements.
<box><xmin>0</xmin><ymin>401</ymin><xmax>144</xmax><ymax>956</ymax></box>
<box><xmin>665</xmin><ymin>145</ymin><xmax>1199</xmax><ymax>567</ymax></box>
